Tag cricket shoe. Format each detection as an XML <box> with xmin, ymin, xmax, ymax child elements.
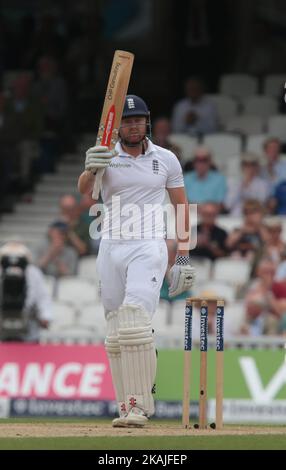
<box><xmin>125</xmin><ymin>407</ymin><xmax>149</xmax><ymax>427</ymax></box>
<box><xmin>112</xmin><ymin>413</ymin><xmax>129</xmax><ymax>428</ymax></box>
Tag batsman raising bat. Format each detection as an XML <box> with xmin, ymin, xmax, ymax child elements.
<box><xmin>78</xmin><ymin>91</ymin><xmax>196</xmax><ymax>427</ymax></box>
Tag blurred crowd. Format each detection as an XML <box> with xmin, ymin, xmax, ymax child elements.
<box><xmin>0</xmin><ymin>11</ymin><xmax>286</xmax><ymax>339</ymax></box>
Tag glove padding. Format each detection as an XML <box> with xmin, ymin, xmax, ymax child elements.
<box><xmin>85</xmin><ymin>145</ymin><xmax>118</xmax><ymax>173</ymax></box>
<box><xmin>168</xmin><ymin>255</ymin><xmax>196</xmax><ymax>298</ymax></box>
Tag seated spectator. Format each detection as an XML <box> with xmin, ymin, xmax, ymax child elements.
<box><xmin>191</xmin><ymin>202</ymin><xmax>228</xmax><ymax>260</ymax></box>
<box><xmin>260</xmin><ymin>137</ymin><xmax>286</xmax><ymax>190</ymax></box>
<box><xmin>226</xmin><ymin>199</ymin><xmax>268</xmax><ymax>262</ymax></box>
<box><xmin>37</xmin><ymin>221</ymin><xmax>78</xmax><ymax>277</ymax></box>
<box><xmin>152</xmin><ymin>117</ymin><xmax>182</xmax><ymax>161</ymax></box>
<box><xmin>262</xmin><ymin>217</ymin><xmax>286</xmax><ymax>266</ymax></box>
<box><xmin>242</xmin><ymin>259</ymin><xmax>286</xmax><ymax>335</ymax></box>
<box><xmin>268</xmin><ymin>179</ymin><xmax>286</xmax><ymax>215</ymax></box>
<box><xmin>0</xmin><ymin>241</ymin><xmax>53</xmax><ymax>342</ymax></box>
<box><xmin>58</xmin><ymin>194</ymin><xmax>90</xmax><ymax>256</ymax></box>
<box><xmin>226</xmin><ymin>153</ymin><xmax>270</xmax><ymax>216</ymax></box>
<box><xmin>171</xmin><ymin>77</ymin><xmax>218</xmax><ymax>136</ymax></box>
<box><xmin>160</xmin><ymin>240</ymin><xmax>191</xmax><ymax>302</ymax></box>
<box><xmin>184</xmin><ymin>146</ymin><xmax>227</xmax><ymax>208</ymax></box>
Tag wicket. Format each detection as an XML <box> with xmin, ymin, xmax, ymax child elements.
<box><xmin>182</xmin><ymin>297</ymin><xmax>224</xmax><ymax>430</ymax></box>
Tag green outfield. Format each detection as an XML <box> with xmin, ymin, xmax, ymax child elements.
<box><xmin>0</xmin><ymin>419</ymin><xmax>285</xmax><ymax>450</ymax></box>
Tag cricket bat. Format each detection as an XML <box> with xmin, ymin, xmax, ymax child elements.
<box><xmin>92</xmin><ymin>50</ymin><xmax>134</xmax><ymax>199</ymax></box>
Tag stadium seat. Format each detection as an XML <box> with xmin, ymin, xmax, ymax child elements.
<box><xmin>57</xmin><ymin>277</ymin><xmax>99</xmax><ymax>311</ymax></box>
<box><xmin>212</xmin><ymin>257</ymin><xmax>251</xmax><ymax>287</ymax></box>
<box><xmin>226</xmin><ymin>301</ymin><xmax>246</xmax><ymax>335</ymax></box>
<box><xmin>207</xmin><ymin>94</ymin><xmax>239</xmax><ymax>129</ymax></box>
<box><xmin>78</xmin><ymin>302</ymin><xmax>106</xmax><ymax>337</ymax></box>
<box><xmin>192</xmin><ymin>281</ymin><xmax>236</xmax><ymax>303</ymax></box>
<box><xmin>245</xmin><ymin>134</ymin><xmax>269</xmax><ymax>156</ymax></box>
<box><xmin>49</xmin><ymin>301</ymin><xmax>77</xmax><ymax>330</ymax></box>
<box><xmin>225</xmin><ymin>115</ymin><xmax>265</xmax><ymax>135</ymax></box>
<box><xmin>216</xmin><ymin>216</ymin><xmax>242</xmax><ymax>233</ymax></box>
<box><xmin>168</xmin><ymin>134</ymin><xmax>199</xmax><ymax>162</ymax></box>
<box><xmin>219</xmin><ymin>74</ymin><xmax>258</xmax><ymax>101</ymax></box>
<box><xmin>242</xmin><ymin>95</ymin><xmax>278</xmax><ymax>118</ymax></box>
<box><xmin>78</xmin><ymin>256</ymin><xmax>98</xmax><ymax>282</ymax></box>
<box><xmin>263</xmin><ymin>74</ymin><xmax>285</xmax><ymax>98</ymax></box>
<box><xmin>203</xmin><ymin>133</ymin><xmax>242</xmax><ymax>169</ymax></box>
<box><xmin>153</xmin><ymin>300</ymin><xmax>171</xmax><ymax>330</ymax></box>
<box><xmin>267</xmin><ymin>115</ymin><xmax>286</xmax><ymax>141</ymax></box>
<box><xmin>191</xmin><ymin>257</ymin><xmax>212</xmax><ymax>283</ymax></box>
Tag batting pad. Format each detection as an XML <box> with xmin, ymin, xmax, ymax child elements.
<box><xmin>105</xmin><ymin>311</ymin><xmax>126</xmax><ymax>416</ymax></box>
<box><xmin>118</xmin><ymin>304</ymin><xmax>157</xmax><ymax>416</ymax></box>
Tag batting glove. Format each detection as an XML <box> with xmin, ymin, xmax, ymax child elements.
<box><xmin>85</xmin><ymin>145</ymin><xmax>118</xmax><ymax>174</ymax></box>
<box><xmin>168</xmin><ymin>255</ymin><xmax>196</xmax><ymax>298</ymax></box>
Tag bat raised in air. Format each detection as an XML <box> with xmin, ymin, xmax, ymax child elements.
<box><xmin>92</xmin><ymin>50</ymin><xmax>134</xmax><ymax>199</ymax></box>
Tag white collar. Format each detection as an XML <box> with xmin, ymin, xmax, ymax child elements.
<box><xmin>115</xmin><ymin>139</ymin><xmax>156</xmax><ymax>158</ymax></box>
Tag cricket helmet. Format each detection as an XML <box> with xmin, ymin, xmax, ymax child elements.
<box><xmin>122</xmin><ymin>95</ymin><xmax>149</xmax><ymax>118</ymax></box>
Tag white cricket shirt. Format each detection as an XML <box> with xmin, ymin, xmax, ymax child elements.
<box><xmin>100</xmin><ymin>139</ymin><xmax>184</xmax><ymax>239</ymax></box>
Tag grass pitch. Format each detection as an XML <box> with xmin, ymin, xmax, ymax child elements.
<box><xmin>0</xmin><ymin>418</ymin><xmax>285</xmax><ymax>450</ymax></box>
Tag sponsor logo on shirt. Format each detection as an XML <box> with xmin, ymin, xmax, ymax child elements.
<box><xmin>109</xmin><ymin>162</ymin><xmax>132</xmax><ymax>168</ymax></box>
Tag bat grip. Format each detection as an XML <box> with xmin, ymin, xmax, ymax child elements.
<box><xmin>92</xmin><ymin>168</ymin><xmax>105</xmax><ymax>200</ymax></box>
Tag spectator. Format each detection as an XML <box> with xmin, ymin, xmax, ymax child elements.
<box><xmin>226</xmin><ymin>153</ymin><xmax>270</xmax><ymax>216</ymax></box>
<box><xmin>226</xmin><ymin>199</ymin><xmax>268</xmax><ymax>262</ymax></box>
<box><xmin>242</xmin><ymin>259</ymin><xmax>286</xmax><ymax>336</ymax></box>
<box><xmin>184</xmin><ymin>146</ymin><xmax>227</xmax><ymax>208</ymax></box>
<box><xmin>171</xmin><ymin>77</ymin><xmax>218</xmax><ymax>136</ymax></box>
<box><xmin>37</xmin><ymin>221</ymin><xmax>78</xmax><ymax>277</ymax></box>
<box><xmin>268</xmin><ymin>180</ymin><xmax>286</xmax><ymax>215</ymax></box>
<box><xmin>59</xmin><ymin>194</ymin><xmax>90</xmax><ymax>256</ymax></box>
<box><xmin>262</xmin><ymin>217</ymin><xmax>286</xmax><ymax>266</ymax></box>
<box><xmin>78</xmin><ymin>193</ymin><xmax>100</xmax><ymax>255</ymax></box>
<box><xmin>33</xmin><ymin>56</ymin><xmax>68</xmax><ymax>173</ymax></box>
<box><xmin>0</xmin><ymin>241</ymin><xmax>53</xmax><ymax>342</ymax></box>
<box><xmin>260</xmin><ymin>137</ymin><xmax>286</xmax><ymax>190</ymax></box>
<box><xmin>152</xmin><ymin>117</ymin><xmax>182</xmax><ymax>161</ymax></box>
<box><xmin>191</xmin><ymin>202</ymin><xmax>228</xmax><ymax>261</ymax></box>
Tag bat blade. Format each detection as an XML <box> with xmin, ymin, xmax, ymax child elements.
<box><xmin>92</xmin><ymin>50</ymin><xmax>134</xmax><ymax>199</ymax></box>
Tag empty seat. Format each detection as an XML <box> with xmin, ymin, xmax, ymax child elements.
<box><xmin>242</xmin><ymin>95</ymin><xmax>278</xmax><ymax>118</ymax></box>
<box><xmin>216</xmin><ymin>216</ymin><xmax>242</xmax><ymax>233</ymax></box>
<box><xmin>207</xmin><ymin>94</ymin><xmax>239</xmax><ymax>129</ymax></box>
<box><xmin>152</xmin><ymin>300</ymin><xmax>171</xmax><ymax>331</ymax></box>
<box><xmin>212</xmin><ymin>257</ymin><xmax>251</xmax><ymax>287</ymax></box>
<box><xmin>203</xmin><ymin>133</ymin><xmax>242</xmax><ymax>169</ymax></box>
<box><xmin>78</xmin><ymin>302</ymin><xmax>106</xmax><ymax>337</ymax></box>
<box><xmin>190</xmin><ymin>257</ymin><xmax>212</xmax><ymax>283</ymax></box>
<box><xmin>219</xmin><ymin>74</ymin><xmax>258</xmax><ymax>101</ymax></box>
<box><xmin>245</xmin><ymin>133</ymin><xmax>269</xmax><ymax>156</ymax></box>
<box><xmin>57</xmin><ymin>277</ymin><xmax>98</xmax><ymax>310</ymax></box>
<box><xmin>43</xmin><ymin>275</ymin><xmax>57</xmax><ymax>298</ymax></box>
<box><xmin>226</xmin><ymin>115</ymin><xmax>265</xmax><ymax>135</ymax></box>
<box><xmin>192</xmin><ymin>281</ymin><xmax>236</xmax><ymax>303</ymax></box>
<box><xmin>49</xmin><ymin>301</ymin><xmax>76</xmax><ymax>331</ymax></box>
<box><xmin>78</xmin><ymin>256</ymin><xmax>98</xmax><ymax>282</ymax></box>
<box><xmin>263</xmin><ymin>74</ymin><xmax>285</xmax><ymax>98</ymax></box>
<box><xmin>268</xmin><ymin>115</ymin><xmax>286</xmax><ymax>141</ymax></box>
<box><xmin>168</xmin><ymin>134</ymin><xmax>199</xmax><ymax>162</ymax></box>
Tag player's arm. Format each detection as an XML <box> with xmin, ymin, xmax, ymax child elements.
<box><xmin>167</xmin><ymin>186</ymin><xmax>190</xmax><ymax>255</ymax></box>
<box><xmin>78</xmin><ymin>170</ymin><xmax>96</xmax><ymax>196</ymax></box>
<box><xmin>167</xmin><ymin>186</ymin><xmax>195</xmax><ymax>297</ymax></box>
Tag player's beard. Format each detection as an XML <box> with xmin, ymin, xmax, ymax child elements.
<box><xmin>119</xmin><ymin>131</ymin><xmax>146</xmax><ymax>148</ymax></box>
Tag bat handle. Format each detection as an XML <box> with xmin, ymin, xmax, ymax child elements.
<box><xmin>92</xmin><ymin>168</ymin><xmax>105</xmax><ymax>200</ymax></box>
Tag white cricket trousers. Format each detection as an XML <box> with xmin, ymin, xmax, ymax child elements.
<box><xmin>96</xmin><ymin>239</ymin><xmax>168</xmax><ymax>317</ymax></box>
